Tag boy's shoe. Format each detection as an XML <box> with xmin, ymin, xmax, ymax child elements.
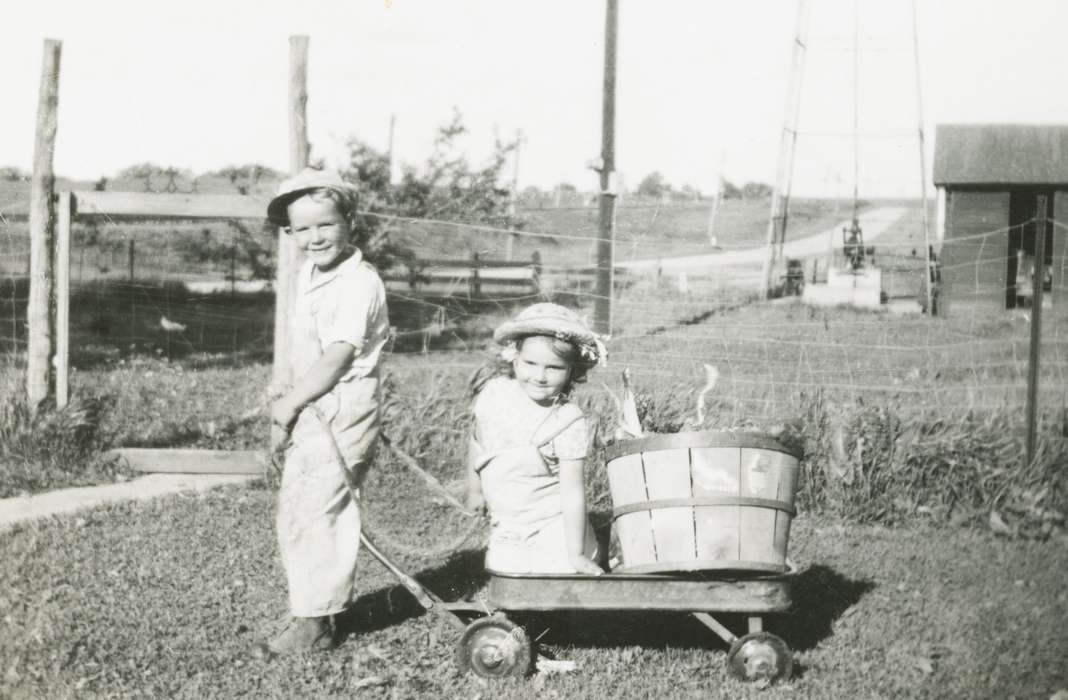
<box><xmin>268</xmin><ymin>616</ymin><xmax>336</xmax><ymax>654</ymax></box>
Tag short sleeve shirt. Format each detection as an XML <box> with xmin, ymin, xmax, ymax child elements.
<box><xmin>472</xmin><ymin>377</ymin><xmax>589</xmax><ymax>466</ymax></box>
<box><xmin>292</xmin><ymin>249</ymin><xmax>390</xmax><ymax>382</ymax></box>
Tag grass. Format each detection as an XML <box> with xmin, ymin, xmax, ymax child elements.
<box><xmin>1</xmin><ymin>487</ymin><xmax>1066</xmax><ymax>698</ymax></box>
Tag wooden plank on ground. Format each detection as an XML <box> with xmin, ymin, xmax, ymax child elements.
<box><xmin>109</xmin><ymin>448</ymin><xmax>264</xmax><ymax>475</ymax></box>
<box><xmin>73</xmin><ymin>191</ymin><xmax>266</xmax><ymax>220</ymax></box>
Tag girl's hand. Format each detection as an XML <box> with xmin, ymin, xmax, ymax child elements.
<box><xmin>465</xmin><ymin>492</ymin><xmax>487</xmax><ymax>517</ymax></box>
<box><xmin>570</xmin><ymin>555</ymin><xmax>605</xmax><ymax>576</ymax></box>
<box><xmin>271</xmin><ymin>396</ymin><xmax>303</xmax><ymax>432</ymax></box>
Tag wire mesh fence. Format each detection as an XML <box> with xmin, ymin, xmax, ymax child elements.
<box><xmin>1</xmin><ymin>191</ymin><xmax>1066</xmax><ymax>452</ymax></box>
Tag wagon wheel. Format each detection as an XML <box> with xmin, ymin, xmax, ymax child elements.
<box><xmin>454</xmin><ymin>615</ymin><xmax>534</xmax><ymax>679</ymax></box>
<box><xmin>726</xmin><ymin>632</ymin><xmax>793</xmax><ymax>684</ymax></box>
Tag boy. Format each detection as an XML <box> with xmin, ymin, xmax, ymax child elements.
<box><xmin>265</xmin><ymin>168</ymin><xmax>390</xmax><ymax>654</ymax></box>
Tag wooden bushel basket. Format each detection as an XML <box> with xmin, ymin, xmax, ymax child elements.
<box><xmin>606</xmin><ymin>431</ymin><xmax>801</xmax><ymax>575</ymax></box>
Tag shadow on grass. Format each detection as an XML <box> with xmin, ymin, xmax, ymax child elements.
<box><xmin>335</xmin><ymin>510</ymin><xmax>875</xmax><ymax>655</ymax></box>
<box><xmin>337</xmin><ymin>540</ymin><xmax>873</xmax><ymax>659</ymax></box>
<box><xmin>515</xmin><ymin>564</ymin><xmax>873</xmax><ymax>653</ymax></box>
<box><xmin>334</xmin><ymin>548</ymin><xmax>489</xmax><ymax>639</ymax></box>
<box><xmin>778</xmin><ymin>563</ymin><xmax>875</xmax><ymax>651</ymax></box>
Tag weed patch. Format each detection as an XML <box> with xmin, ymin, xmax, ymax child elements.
<box><xmin>0</xmin><ymin>394</ymin><xmax>128</xmax><ymax>498</ymax></box>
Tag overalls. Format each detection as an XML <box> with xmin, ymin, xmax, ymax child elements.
<box><xmin>276</xmin><ymin>253</ymin><xmax>387</xmax><ymax>618</ymax></box>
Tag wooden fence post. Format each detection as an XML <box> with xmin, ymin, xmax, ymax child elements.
<box><xmin>229</xmin><ymin>242</ymin><xmax>237</xmax><ymax>297</ymax></box>
<box><xmin>271</xmin><ymin>35</ymin><xmax>310</xmax><ymax>450</ymax></box>
<box><xmin>1025</xmin><ymin>195</ymin><xmax>1048</xmax><ymax>467</ymax></box>
<box><xmin>531</xmin><ymin>250</ymin><xmax>542</xmax><ymax>297</ymax></box>
<box><xmin>26</xmin><ymin>39</ymin><xmax>62</xmax><ymax>409</ymax></box>
<box><xmin>469</xmin><ymin>252</ymin><xmax>481</xmax><ymax>299</ymax></box>
<box><xmin>55</xmin><ymin>191</ymin><xmax>72</xmax><ymax>408</ymax></box>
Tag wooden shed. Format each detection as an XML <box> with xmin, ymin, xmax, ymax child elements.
<box><xmin>933</xmin><ymin>124</ymin><xmax>1068</xmax><ymax>318</ymax></box>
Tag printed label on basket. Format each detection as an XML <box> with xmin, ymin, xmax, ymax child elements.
<box><xmin>744</xmin><ymin>453</ymin><xmax>775</xmax><ymax>497</ymax></box>
<box><xmin>691</xmin><ymin>448</ymin><xmax>740</xmax><ymax>495</ymax></box>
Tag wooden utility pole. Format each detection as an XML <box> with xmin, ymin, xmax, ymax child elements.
<box><xmin>910</xmin><ymin>0</ymin><xmax>934</xmax><ymax>315</ymax></box>
<box><xmin>1025</xmin><ymin>195</ymin><xmax>1048</xmax><ymax>468</ymax></box>
<box><xmin>761</xmin><ymin>0</ymin><xmax>810</xmax><ymax>299</ymax></box>
<box><xmin>272</xmin><ymin>35</ymin><xmax>309</xmax><ymax>448</ymax></box>
<box><xmin>594</xmin><ymin>0</ymin><xmax>618</xmax><ymax>336</ymax></box>
<box><xmin>26</xmin><ymin>39</ymin><xmax>62</xmax><ymax>409</ymax></box>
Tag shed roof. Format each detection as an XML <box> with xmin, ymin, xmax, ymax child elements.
<box><xmin>933</xmin><ymin>124</ymin><xmax>1068</xmax><ymax>186</ymax></box>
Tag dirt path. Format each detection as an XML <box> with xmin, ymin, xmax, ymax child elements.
<box><xmin>0</xmin><ymin>473</ymin><xmax>255</xmax><ymax>530</ymax></box>
<box><xmin>618</xmin><ymin>206</ymin><xmax>908</xmax><ymax>270</ymax></box>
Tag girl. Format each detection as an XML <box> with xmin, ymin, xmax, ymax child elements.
<box><xmin>466</xmin><ymin>303</ymin><xmax>606</xmax><ymax>575</ymax></box>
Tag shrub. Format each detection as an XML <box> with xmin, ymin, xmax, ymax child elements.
<box><xmin>0</xmin><ymin>395</ymin><xmax>125</xmax><ymax>498</ymax></box>
<box><xmin>797</xmin><ymin>399</ymin><xmax>1068</xmax><ymax>537</ymax></box>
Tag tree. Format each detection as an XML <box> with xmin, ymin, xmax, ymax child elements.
<box><xmin>678</xmin><ymin>184</ymin><xmax>703</xmax><ymax>201</ymax></box>
<box><xmin>213</xmin><ymin>164</ymin><xmax>285</xmax><ymax>195</ymax></box>
<box><xmin>340</xmin><ymin>110</ymin><xmax>521</xmax><ymax>270</ymax></box>
<box><xmin>720</xmin><ymin>178</ymin><xmax>743</xmax><ymax>199</ymax></box>
<box><xmin>116</xmin><ymin>163</ymin><xmax>165</xmax><ymax>179</ymax></box>
<box><xmin>0</xmin><ymin>166</ymin><xmax>28</xmax><ymax>182</ymax></box>
<box><xmin>636</xmin><ymin>171</ymin><xmax>670</xmax><ymax>199</ymax></box>
<box><xmin>519</xmin><ymin>185</ymin><xmax>546</xmax><ymax>207</ymax></box>
<box><xmin>742</xmin><ymin>181</ymin><xmax>773</xmax><ymax>199</ymax></box>
<box><xmin>174</xmin><ymin>114</ymin><xmax>521</xmax><ymax>278</ymax></box>
<box><xmin>115</xmin><ymin>163</ymin><xmax>194</xmax><ymax>192</ymax></box>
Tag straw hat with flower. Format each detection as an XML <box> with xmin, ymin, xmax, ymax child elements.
<box><xmin>493</xmin><ymin>303</ymin><xmax>607</xmax><ymax>368</ymax></box>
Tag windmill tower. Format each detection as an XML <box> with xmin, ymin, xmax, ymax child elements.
<box><xmin>761</xmin><ymin>0</ymin><xmax>932</xmax><ymax>312</ymax></box>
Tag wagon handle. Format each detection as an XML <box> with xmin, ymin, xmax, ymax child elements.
<box><xmin>358</xmin><ymin>528</ymin><xmax>440</xmax><ymax>612</ymax></box>
<box><xmin>305</xmin><ymin>405</ymin><xmax>456</xmax><ymax>621</ymax></box>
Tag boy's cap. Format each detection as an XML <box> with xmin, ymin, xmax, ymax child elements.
<box><xmin>494</xmin><ymin>303</ymin><xmax>602</xmax><ymax>361</ymax></box>
<box><xmin>267</xmin><ymin>167</ymin><xmax>355</xmax><ymax>226</ymax></box>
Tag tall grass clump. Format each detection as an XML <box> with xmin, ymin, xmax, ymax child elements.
<box><xmin>0</xmin><ymin>394</ymin><xmax>125</xmax><ymax>498</ymax></box>
<box><xmin>783</xmin><ymin>396</ymin><xmax>1068</xmax><ymax>538</ymax></box>
<box><xmin>587</xmin><ymin>380</ymin><xmax>1067</xmax><ymax>539</ymax></box>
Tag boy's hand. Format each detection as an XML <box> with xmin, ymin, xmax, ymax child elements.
<box><xmin>271</xmin><ymin>396</ymin><xmax>303</xmax><ymax>433</ymax></box>
<box><xmin>570</xmin><ymin>555</ymin><xmax>605</xmax><ymax>576</ymax></box>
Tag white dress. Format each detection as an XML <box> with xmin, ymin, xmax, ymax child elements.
<box><xmin>471</xmin><ymin>377</ymin><xmax>598</xmax><ymax>574</ymax></box>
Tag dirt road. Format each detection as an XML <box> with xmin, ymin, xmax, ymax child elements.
<box><xmin>617</xmin><ymin>206</ymin><xmax>908</xmax><ymax>271</ymax></box>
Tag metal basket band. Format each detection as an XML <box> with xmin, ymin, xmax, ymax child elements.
<box><xmin>612</xmin><ymin>496</ymin><xmax>796</xmax><ymax>519</ymax></box>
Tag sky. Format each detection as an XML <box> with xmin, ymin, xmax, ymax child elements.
<box><xmin>5</xmin><ymin>0</ymin><xmax>1068</xmax><ymax>198</ymax></box>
